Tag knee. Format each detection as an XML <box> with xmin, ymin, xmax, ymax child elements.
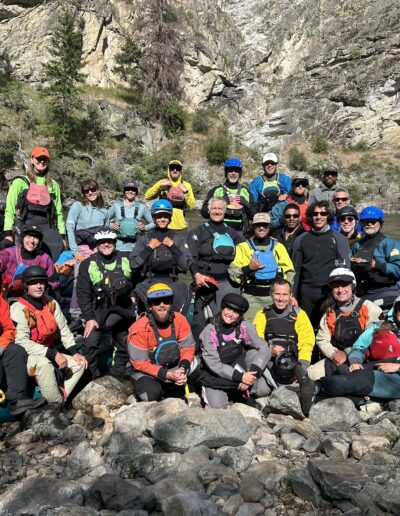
<box><xmin>307</xmin><ymin>360</ymin><xmax>326</xmax><ymax>381</ymax></box>
<box><xmin>3</xmin><ymin>343</ymin><xmax>27</xmax><ymax>363</ymax></box>
<box><xmin>135</xmin><ymin>377</ymin><xmax>163</xmax><ymax>402</ymax></box>
<box><xmin>29</xmin><ymin>357</ymin><xmax>55</xmax><ymax>379</ymax></box>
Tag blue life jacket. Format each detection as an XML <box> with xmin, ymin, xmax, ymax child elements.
<box><xmin>204</xmin><ymin>222</ymin><xmax>235</xmax><ymax>260</ymax></box>
<box><xmin>248</xmin><ymin>238</ymin><xmax>279</xmax><ymax>283</ymax></box>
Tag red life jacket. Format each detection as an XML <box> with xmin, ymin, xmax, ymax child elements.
<box><xmin>287</xmin><ymin>195</ymin><xmax>310</xmax><ymax>230</ymax></box>
<box><xmin>18</xmin><ymin>297</ymin><xmax>58</xmax><ymax>348</ymax></box>
<box><xmin>367</xmin><ymin>329</ymin><xmax>400</xmax><ymax>360</ymax></box>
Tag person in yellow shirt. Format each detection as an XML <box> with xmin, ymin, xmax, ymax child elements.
<box><xmin>228</xmin><ymin>212</ymin><xmax>294</xmax><ymax>321</ymax></box>
<box><xmin>144</xmin><ymin>160</ymin><xmax>196</xmax><ymax>232</ymax></box>
<box><xmin>253</xmin><ymin>279</ymin><xmax>315</xmax><ymax>385</ymax></box>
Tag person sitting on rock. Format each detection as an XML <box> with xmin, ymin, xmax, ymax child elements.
<box><xmin>306</xmin><ymin>268</ymin><xmax>382</xmax><ymax>381</ymax></box>
<box><xmin>144</xmin><ymin>160</ymin><xmax>196</xmax><ymax>234</ymax></box>
<box><xmin>249</xmin><ymin>153</ymin><xmax>291</xmax><ymax>214</ymax></box>
<box><xmin>10</xmin><ymin>265</ymin><xmax>87</xmax><ymax>406</ymax></box>
<box><xmin>297</xmin><ymin>297</ymin><xmax>400</xmax><ymax>416</ymax></box>
<box><xmin>130</xmin><ymin>199</ymin><xmax>191</xmax><ymax>315</ymax></box>
<box><xmin>77</xmin><ymin>229</ymin><xmax>135</xmax><ymax>380</ymax></box>
<box><xmin>228</xmin><ymin>212</ymin><xmax>294</xmax><ymax>321</ymax></box>
<box><xmin>128</xmin><ymin>283</ymin><xmax>198</xmax><ymax>402</ymax></box>
<box><xmin>108</xmin><ymin>180</ymin><xmax>154</xmax><ymax>253</ymax></box>
<box><xmin>201</xmin><ymin>158</ymin><xmax>256</xmax><ymax>232</ymax></box>
<box><xmin>253</xmin><ymin>279</ymin><xmax>315</xmax><ymax>386</ymax></box>
<box><xmin>0</xmin><ymin>224</ymin><xmax>58</xmax><ymax>300</ymax></box>
<box><xmin>200</xmin><ymin>293</ymin><xmax>271</xmax><ymax>408</ymax></box>
<box><xmin>351</xmin><ymin>206</ymin><xmax>400</xmax><ymax>307</ymax></box>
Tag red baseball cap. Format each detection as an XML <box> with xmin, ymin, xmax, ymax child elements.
<box><xmin>31</xmin><ymin>147</ymin><xmax>50</xmax><ymax>159</ymax></box>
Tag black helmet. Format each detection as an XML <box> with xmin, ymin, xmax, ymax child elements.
<box><xmin>21</xmin><ymin>225</ymin><xmax>43</xmax><ymax>240</ymax></box>
<box><xmin>336</xmin><ymin>206</ymin><xmax>358</xmax><ymax>220</ymax></box>
<box><xmin>271</xmin><ymin>353</ymin><xmax>298</xmax><ymax>385</ymax></box>
<box><xmin>21</xmin><ymin>265</ymin><xmax>48</xmax><ymax>285</ymax></box>
<box><xmin>221</xmin><ymin>293</ymin><xmax>249</xmax><ymax>314</ymax></box>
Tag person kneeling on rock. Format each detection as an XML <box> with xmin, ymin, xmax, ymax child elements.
<box><xmin>10</xmin><ymin>265</ymin><xmax>87</xmax><ymax>405</ymax></box>
<box><xmin>200</xmin><ymin>293</ymin><xmax>271</xmax><ymax>408</ymax></box>
<box><xmin>128</xmin><ymin>283</ymin><xmax>199</xmax><ymax>401</ymax></box>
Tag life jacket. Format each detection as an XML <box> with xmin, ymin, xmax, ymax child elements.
<box><xmin>95</xmin><ymin>255</ymin><xmax>132</xmax><ymax>307</ymax></box>
<box><xmin>220</xmin><ymin>184</ymin><xmax>244</xmax><ymax>219</ymax></box>
<box><xmin>118</xmin><ymin>203</ymin><xmax>139</xmax><ymax>240</ymax></box>
<box><xmin>19</xmin><ymin>297</ymin><xmax>58</xmax><ymax>348</ymax></box>
<box><xmin>2</xmin><ymin>247</ymin><xmax>40</xmax><ymax>295</ymax></box>
<box><xmin>326</xmin><ymin>298</ymin><xmax>366</xmax><ymax>350</ymax></box>
<box><xmin>166</xmin><ymin>187</ymin><xmax>185</xmax><ymax>209</ymax></box>
<box><xmin>263</xmin><ymin>305</ymin><xmax>299</xmax><ymax>356</ymax></box>
<box><xmin>147</xmin><ymin>313</ymin><xmax>180</xmax><ymax>367</ymax></box>
<box><xmin>14</xmin><ymin>177</ymin><xmax>55</xmax><ymax>227</ymax></box>
<box><xmin>351</xmin><ymin>233</ymin><xmax>385</xmax><ymax>282</ymax></box>
<box><xmin>147</xmin><ymin>242</ymin><xmax>176</xmax><ymax>275</ymax></box>
<box><xmin>248</xmin><ymin>238</ymin><xmax>279</xmax><ymax>284</ymax></box>
<box><xmin>203</xmin><ymin>222</ymin><xmax>235</xmax><ymax>262</ymax></box>
<box><xmin>366</xmin><ymin>325</ymin><xmax>400</xmax><ymax>361</ymax></box>
<box><xmin>260</xmin><ymin>174</ymin><xmax>281</xmax><ymax>212</ymax></box>
<box><xmin>210</xmin><ymin>317</ymin><xmax>250</xmax><ymax>365</ymax></box>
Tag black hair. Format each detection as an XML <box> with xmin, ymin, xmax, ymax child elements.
<box><xmin>284</xmin><ymin>203</ymin><xmax>300</xmax><ymax>214</ymax></box>
<box><xmin>306</xmin><ymin>200</ymin><xmax>334</xmax><ymax>226</ymax></box>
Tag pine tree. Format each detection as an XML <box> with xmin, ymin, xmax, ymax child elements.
<box><xmin>43</xmin><ymin>9</ymin><xmax>85</xmax><ymax>153</ymax></box>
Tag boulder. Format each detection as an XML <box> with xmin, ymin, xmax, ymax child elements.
<box><xmin>288</xmin><ymin>469</ymin><xmax>321</xmax><ymax>507</ymax></box>
<box><xmin>267</xmin><ymin>387</ymin><xmax>304</xmax><ymax>420</ymax></box>
<box><xmin>113</xmin><ymin>401</ymin><xmax>155</xmax><ymax>436</ymax></box>
<box><xmin>106</xmin><ymin>431</ymin><xmax>153</xmax><ymax>459</ymax></box>
<box><xmin>161</xmin><ymin>491</ymin><xmax>220</xmax><ymax>516</ymax></box>
<box><xmin>68</xmin><ymin>441</ymin><xmax>104</xmax><ymax>474</ymax></box>
<box><xmin>281</xmin><ymin>430</ymin><xmax>305</xmax><ymax>451</ymax></box>
<box><xmin>0</xmin><ymin>477</ymin><xmax>83</xmax><ymax>514</ymax></box>
<box><xmin>322</xmin><ymin>432</ymin><xmax>351</xmax><ymax>459</ymax></box>
<box><xmin>62</xmin><ymin>424</ymin><xmax>88</xmax><ymax>443</ymax></box>
<box><xmin>111</xmin><ymin>452</ymin><xmax>181</xmax><ymax>482</ymax></box>
<box><xmin>309</xmin><ymin>398</ymin><xmax>361</xmax><ymax>431</ymax></box>
<box><xmin>236</xmin><ymin>503</ymin><xmax>265</xmax><ymax>516</ymax></box>
<box><xmin>72</xmin><ymin>376</ymin><xmax>130</xmax><ymax>413</ymax></box>
<box><xmin>152</xmin><ymin>408</ymin><xmax>251</xmax><ymax>452</ymax></box>
<box><xmin>85</xmin><ymin>473</ymin><xmax>155</xmax><ymax>512</ymax></box>
<box><xmin>24</xmin><ymin>405</ymin><xmax>70</xmax><ymax>439</ymax></box>
<box><xmin>308</xmin><ymin>459</ymin><xmax>368</xmax><ymax>499</ymax></box>
<box><xmin>145</xmin><ymin>397</ymin><xmax>188</xmax><ymax>431</ymax></box>
<box><xmin>240</xmin><ymin>461</ymin><xmax>288</xmax><ymax>502</ymax></box>
<box><xmin>221</xmin><ymin>441</ymin><xmax>255</xmax><ymax>473</ymax></box>
<box><xmin>351</xmin><ymin>435</ymin><xmax>391</xmax><ymax>460</ymax></box>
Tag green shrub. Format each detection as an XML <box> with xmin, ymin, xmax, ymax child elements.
<box><xmin>192</xmin><ymin>109</ymin><xmax>211</xmax><ymax>134</ymax></box>
<box><xmin>312</xmin><ymin>136</ymin><xmax>329</xmax><ymax>154</ymax></box>
<box><xmin>288</xmin><ymin>147</ymin><xmax>308</xmax><ymax>171</ymax></box>
<box><xmin>161</xmin><ymin>100</ymin><xmax>186</xmax><ymax>136</ymax></box>
<box><xmin>307</xmin><ymin>164</ymin><xmax>325</xmax><ymax>179</ymax></box>
<box><xmin>205</xmin><ymin>131</ymin><xmax>231</xmax><ymax>165</ymax></box>
<box><xmin>0</xmin><ymin>135</ymin><xmax>19</xmax><ymax>170</ymax></box>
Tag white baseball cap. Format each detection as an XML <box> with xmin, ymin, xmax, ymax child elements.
<box><xmin>262</xmin><ymin>153</ymin><xmax>278</xmax><ymax>164</ymax></box>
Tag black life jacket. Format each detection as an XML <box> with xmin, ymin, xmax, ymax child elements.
<box><xmin>263</xmin><ymin>305</ymin><xmax>299</xmax><ymax>357</ymax></box>
<box><xmin>148</xmin><ymin>313</ymin><xmax>180</xmax><ymax>368</ymax></box>
<box><xmin>95</xmin><ymin>255</ymin><xmax>132</xmax><ymax>307</ymax></box>
<box><xmin>213</xmin><ymin>316</ymin><xmax>245</xmax><ymax>365</ymax></box>
<box><xmin>331</xmin><ymin>298</ymin><xmax>365</xmax><ymax>350</ymax></box>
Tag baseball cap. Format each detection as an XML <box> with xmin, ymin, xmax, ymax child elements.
<box><xmin>324</xmin><ymin>165</ymin><xmax>338</xmax><ymax>174</ymax></box>
<box><xmin>252</xmin><ymin>213</ymin><xmax>271</xmax><ymax>225</ymax></box>
<box><xmin>123</xmin><ymin>180</ymin><xmax>139</xmax><ymax>190</ymax></box>
<box><xmin>31</xmin><ymin>147</ymin><xmax>50</xmax><ymax>159</ymax></box>
<box><xmin>292</xmin><ymin>177</ymin><xmax>309</xmax><ymax>187</ymax></box>
<box><xmin>262</xmin><ymin>153</ymin><xmax>278</xmax><ymax>164</ymax></box>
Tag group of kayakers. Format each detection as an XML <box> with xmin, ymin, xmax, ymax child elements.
<box><xmin>0</xmin><ymin>146</ymin><xmax>399</xmax><ymax>416</ymax></box>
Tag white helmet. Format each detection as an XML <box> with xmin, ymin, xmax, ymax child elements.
<box><xmin>328</xmin><ymin>268</ymin><xmax>356</xmax><ymax>287</ymax></box>
<box><xmin>94</xmin><ymin>229</ymin><xmax>117</xmax><ymax>241</ymax></box>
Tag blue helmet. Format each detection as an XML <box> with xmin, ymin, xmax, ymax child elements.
<box><xmin>224</xmin><ymin>157</ymin><xmax>242</xmax><ymax>170</ymax></box>
<box><xmin>151</xmin><ymin>199</ymin><xmax>173</xmax><ymax>215</ymax></box>
<box><xmin>359</xmin><ymin>206</ymin><xmax>384</xmax><ymax>222</ymax></box>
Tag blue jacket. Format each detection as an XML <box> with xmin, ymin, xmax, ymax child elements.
<box><xmin>66</xmin><ymin>202</ymin><xmax>110</xmax><ymax>255</ymax></box>
<box><xmin>352</xmin><ymin>235</ymin><xmax>400</xmax><ymax>280</ymax></box>
<box><xmin>249</xmin><ymin>172</ymin><xmax>291</xmax><ymax>205</ymax></box>
<box><xmin>331</xmin><ymin>216</ymin><xmax>363</xmax><ymax>234</ymax></box>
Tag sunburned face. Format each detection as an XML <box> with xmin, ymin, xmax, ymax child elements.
<box><xmin>27</xmin><ymin>279</ymin><xmax>46</xmax><ymax>299</ymax></box>
<box><xmin>221</xmin><ymin>306</ymin><xmax>241</xmax><ymax>325</ymax></box>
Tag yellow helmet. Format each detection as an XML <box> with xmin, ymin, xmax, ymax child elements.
<box><xmin>147</xmin><ymin>283</ymin><xmax>173</xmax><ymax>299</ymax></box>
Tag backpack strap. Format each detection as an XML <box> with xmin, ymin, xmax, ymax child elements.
<box><xmin>120</xmin><ymin>203</ymin><xmax>125</xmax><ymax>220</ymax></box>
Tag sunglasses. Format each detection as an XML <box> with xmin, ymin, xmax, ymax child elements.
<box><xmin>293</xmin><ymin>182</ymin><xmax>308</xmax><ymax>188</ymax></box>
<box><xmin>339</xmin><ymin>216</ymin><xmax>355</xmax><ymax>222</ymax></box>
<box><xmin>264</xmin><ymin>161</ymin><xmax>276</xmax><ymax>166</ymax></box>
<box><xmin>361</xmin><ymin>218</ymin><xmax>380</xmax><ymax>225</ymax></box>
<box><xmin>312</xmin><ymin>211</ymin><xmax>328</xmax><ymax>217</ymax></box>
<box><xmin>324</xmin><ymin>172</ymin><xmax>338</xmax><ymax>177</ymax></box>
<box><xmin>169</xmin><ymin>166</ymin><xmax>182</xmax><ymax>171</ymax></box>
<box><xmin>151</xmin><ymin>298</ymin><xmax>172</xmax><ymax>306</ymax></box>
<box><xmin>33</xmin><ymin>156</ymin><xmax>49</xmax><ymax>162</ymax></box>
<box><xmin>97</xmin><ymin>239</ymin><xmax>115</xmax><ymax>244</ymax></box>
<box><xmin>124</xmin><ymin>188</ymin><xmax>138</xmax><ymax>192</ymax></box>
<box><xmin>334</xmin><ymin>197</ymin><xmax>349</xmax><ymax>202</ymax></box>
<box><xmin>285</xmin><ymin>214</ymin><xmax>300</xmax><ymax>219</ymax></box>
<box><xmin>253</xmin><ymin>223</ymin><xmax>270</xmax><ymax>228</ymax></box>
<box><xmin>84</xmin><ymin>187</ymin><xmax>98</xmax><ymax>194</ymax></box>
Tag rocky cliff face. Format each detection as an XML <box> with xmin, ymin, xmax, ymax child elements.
<box><xmin>1</xmin><ymin>0</ymin><xmax>400</xmax><ymax>150</ymax></box>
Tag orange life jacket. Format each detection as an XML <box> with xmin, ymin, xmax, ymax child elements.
<box><xmin>326</xmin><ymin>300</ymin><xmax>370</xmax><ymax>350</ymax></box>
<box><xmin>19</xmin><ymin>297</ymin><xmax>58</xmax><ymax>348</ymax></box>
<box><xmin>287</xmin><ymin>195</ymin><xmax>310</xmax><ymax>230</ymax></box>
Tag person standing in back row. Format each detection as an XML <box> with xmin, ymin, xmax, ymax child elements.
<box><xmin>249</xmin><ymin>153</ymin><xmax>291</xmax><ymax>214</ymax></box>
<box><xmin>144</xmin><ymin>160</ymin><xmax>196</xmax><ymax>234</ymax></box>
<box><xmin>4</xmin><ymin>147</ymin><xmax>65</xmax><ymax>261</ymax></box>
<box><xmin>309</xmin><ymin>165</ymin><xmax>344</xmax><ymax>211</ymax></box>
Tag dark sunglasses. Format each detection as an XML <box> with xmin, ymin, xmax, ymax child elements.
<box><xmin>33</xmin><ymin>156</ymin><xmax>49</xmax><ymax>162</ymax></box>
<box><xmin>334</xmin><ymin>197</ymin><xmax>349</xmax><ymax>202</ymax></box>
<box><xmin>324</xmin><ymin>171</ymin><xmax>338</xmax><ymax>177</ymax></box>
<box><xmin>264</xmin><ymin>161</ymin><xmax>276</xmax><ymax>166</ymax></box>
<box><xmin>253</xmin><ymin>223</ymin><xmax>270</xmax><ymax>228</ymax></box>
<box><xmin>293</xmin><ymin>182</ymin><xmax>308</xmax><ymax>188</ymax></box>
<box><xmin>84</xmin><ymin>187</ymin><xmax>98</xmax><ymax>194</ymax></box>
<box><xmin>169</xmin><ymin>165</ymin><xmax>182</xmax><ymax>172</ymax></box>
<box><xmin>285</xmin><ymin>214</ymin><xmax>300</xmax><ymax>219</ymax></box>
<box><xmin>361</xmin><ymin>218</ymin><xmax>380</xmax><ymax>225</ymax></box>
<box><xmin>124</xmin><ymin>188</ymin><xmax>138</xmax><ymax>192</ymax></box>
<box><xmin>312</xmin><ymin>211</ymin><xmax>328</xmax><ymax>217</ymax></box>
<box><xmin>339</xmin><ymin>216</ymin><xmax>355</xmax><ymax>222</ymax></box>
<box><xmin>150</xmin><ymin>297</ymin><xmax>172</xmax><ymax>306</ymax></box>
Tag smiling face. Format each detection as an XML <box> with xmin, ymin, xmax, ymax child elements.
<box><xmin>23</xmin><ymin>234</ymin><xmax>40</xmax><ymax>252</ymax></box>
<box><xmin>209</xmin><ymin>200</ymin><xmax>226</xmax><ymax>223</ymax></box>
<box><xmin>323</xmin><ymin>171</ymin><xmax>338</xmax><ymax>187</ymax></box>
<box><xmin>271</xmin><ymin>283</ymin><xmax>292</xmax><ymax>310</ymax></box>
<box><xmin>226</xmin><ymin>168</ymin><xmax>240</xmax><ymax>184</ymax></box>
<box><xmin>263</xmin><ymin>161</ymin><xmax>277</xmax><ymax>177</ymax></box>
<box><xmin>169</xmin><ymin>163</ymin><xmax>182</xmax><ymax>181</ymax></box>
<box><xmin>361</xmin><ymin>218</ymin><xmax>381</xmax><ymax>236</ymax></box>
<box><xmin>31</xmin><ymin>155</ymin><xmax>49</xmax><ymax>175</ymax></box>
<box><xmin>311</xmin><ymin>207</ymin><xmax>329</xmax><ymax>230</ymax></box>
<box><xmin>97</xmin><ymin>239</ymin><xmax>116</xmax><ymax>256</ymax></box>
<box><xmin>154</xmin><ymin>212</ymin><xmax>171</xmax><ymax>229</ymax></box>
<box><xmin>253</xmin><ymin>223</ymin><xmax>270</xmax><ymax>239</ymax></box>
<box><xmin>150</xmin><ymin>297</ymin><xmax>173</xmax><ymax>323</ymax></box>
<box><xmin>221</xmin><ymin>306</ymin><xmax>241</xmax><ymax>325</ymax></box>
<box><xmin>331</xmin><ymin>281</ymin><xmax>353</xmax><ymax>304</ymax></box>
<box><xmin>284</xmin><ymin>208</ymin><xmax>301</xmax><ymax>230</ymax></box>
<box><xmin>339</xmin><ymin>215</ymin><xmax>356</xmax><ymax>236</ymax></box>
<box><xmin>83</xmin><ymin>185</ymin><xmax>99</xmax><ymax>204</ymax></box>
<box><xmin>124</xmin><ymin>188</ymin><xmax>137</xmax><ymax>202</ymax></box>
<box><xmin>26</xmin><ymin>279</ymin><xmax>46</xmax><ymax>299</ymax></box>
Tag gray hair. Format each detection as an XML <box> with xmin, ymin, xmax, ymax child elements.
<box><xmin>208</xmin><ymin>197</ymin><xmax>227</xmax><ymax>212</ymax></box>
<box><xmin>333</xmin><ymin>188</ymin><xmax>349</xmax><ymax>198</ymax></box>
